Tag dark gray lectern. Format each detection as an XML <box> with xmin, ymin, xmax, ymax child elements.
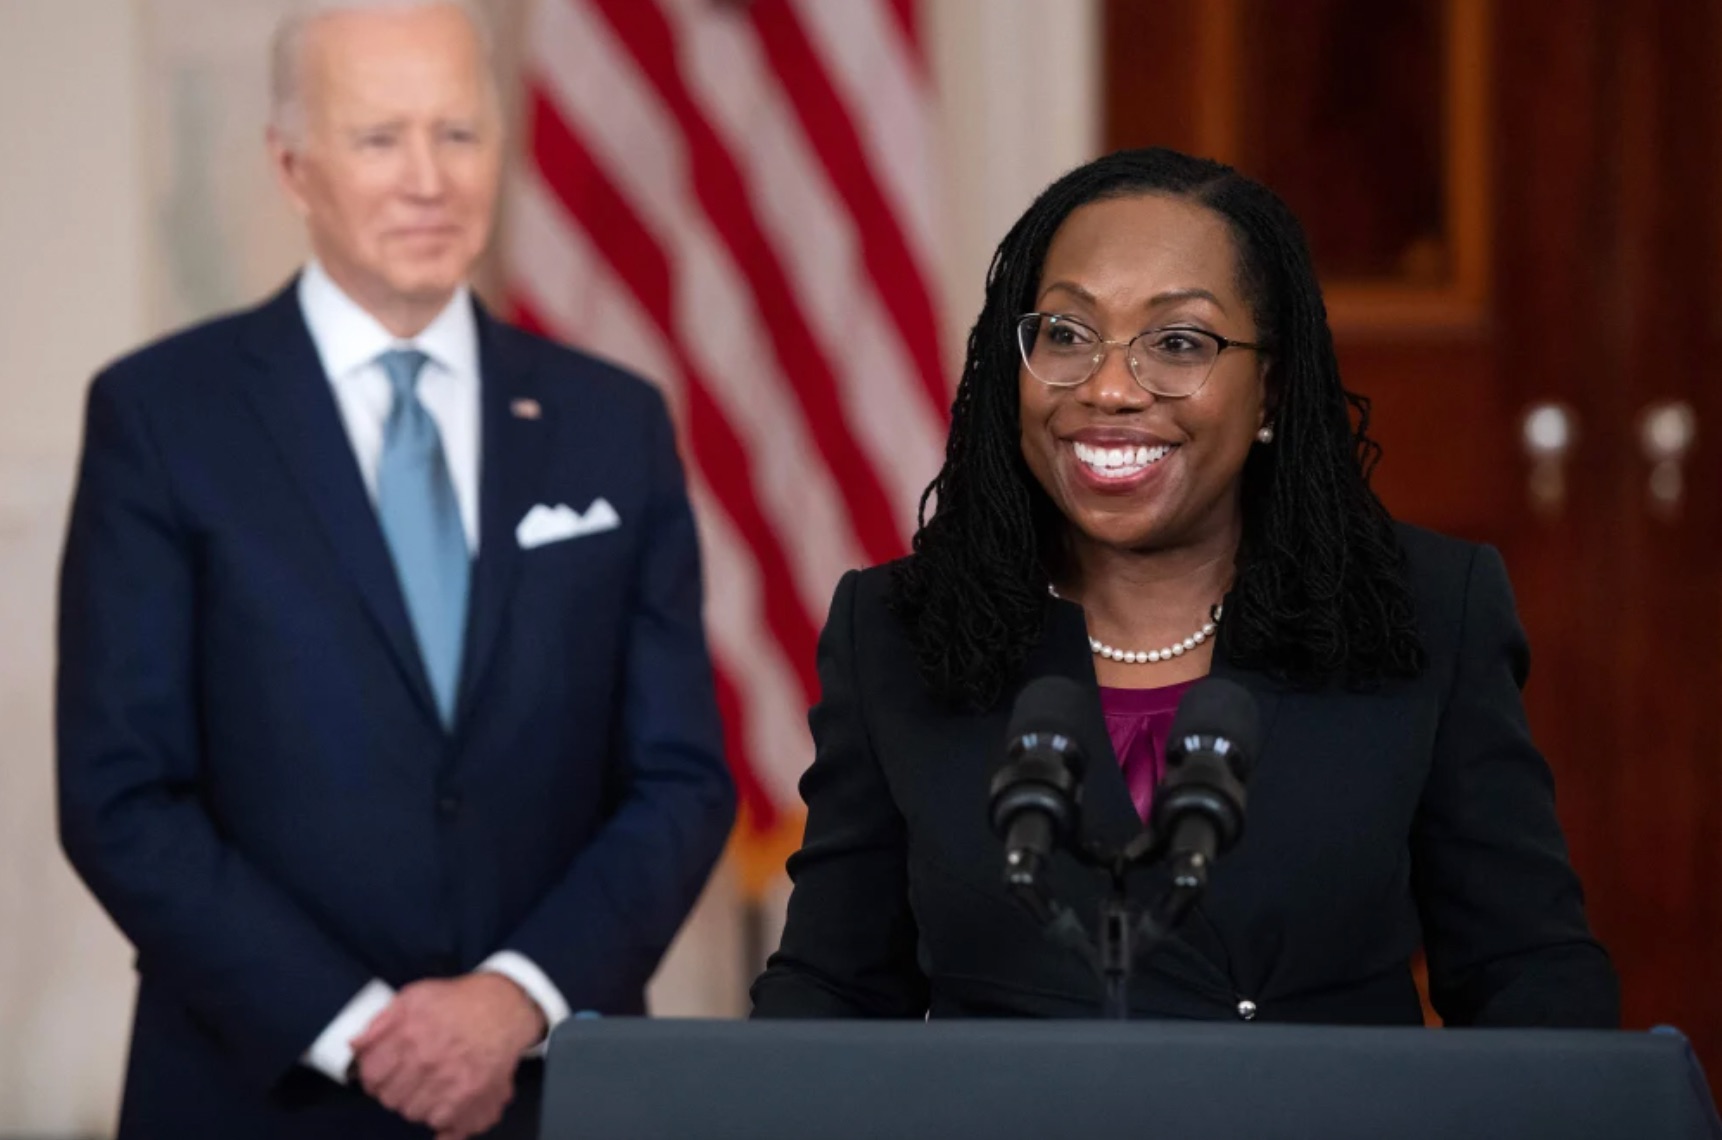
<box><xmin>541</xmin><ymin>1019</ymin><xmax>1719</xmax><ymax>1140</ymax></box>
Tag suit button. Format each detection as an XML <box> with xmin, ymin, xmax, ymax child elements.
<box><xmin>1236</xmin><ymin>999</ymin><xmax>1258</xmax><ymax>1021</ymax></box>
<box><xmin>438</xmin><ymin>795</ymin><xmax>461</xmax><ymax>819</ymax></box>
<box><xmin>431</xmin><ymin>954</ymin><xmax>459</xmax><ymax>975</ymax></box>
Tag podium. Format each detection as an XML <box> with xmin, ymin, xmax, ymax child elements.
<box><xmin>541</xmin><ymin>1018</ymin><xmax>1720</xmax><ymax>1140</ymax></box>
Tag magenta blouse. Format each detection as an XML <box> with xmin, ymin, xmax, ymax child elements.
<box><xmin>1099</xmin><ymin>679</ymin><xmax>1199</xmax><ymax>822</ymax></box>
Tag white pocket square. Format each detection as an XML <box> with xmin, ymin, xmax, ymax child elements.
<box><xmin>515</xmin><ymin>499</ymin><xmax>621</xmax><ymax>550</ymax></box>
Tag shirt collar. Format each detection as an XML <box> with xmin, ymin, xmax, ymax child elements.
<box><xmin>297</xmin><ymin>258</ymin><xmax>478</xmax><ymax>381</ymax></box>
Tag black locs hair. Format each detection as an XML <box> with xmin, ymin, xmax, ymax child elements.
<box><xmin>889</xmin><ymin>147</ymin><xmax>1425</xmax><ymax>711</ymax></box>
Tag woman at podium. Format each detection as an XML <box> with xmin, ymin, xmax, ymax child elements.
<box><xmin>750</xmin><ymin>148</ymin><xmax>1619</xmax><ymax>1027</ymax></box>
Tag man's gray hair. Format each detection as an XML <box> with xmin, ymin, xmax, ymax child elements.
<box><xmin>269</xmin><ymin>0</ymin><xmax>497</xmax><ymax>145</ymax></box>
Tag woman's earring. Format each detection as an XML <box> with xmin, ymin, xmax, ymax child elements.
<box><xmin>1256</xmin><ymin>425</ymin><xmax>1275</xmax><ymax>444</ymax></box>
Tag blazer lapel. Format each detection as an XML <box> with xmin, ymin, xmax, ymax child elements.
<box><xmin>455</xmin><ymin>304</ymin><xmax>549</xmax><ymax>726</ymax></box>
<box><xmin>1018</xmin><ymin>593</ymin><xmax>1289</xmax><ymax>1005</ymax></box>
<box><xmin>1021</xmin><ymin>597</ymin><xmax>1144</xmax><ymax>850</ymax></box>
<box><xmin>236</xmin><ymin>283</ymin><xmax>440</xmax><ymax>723</ymax></box>
<box><xmin>1206</xmin><ymin>633</ymin><xmax>1286</xmax><ymax>777</ymax></box>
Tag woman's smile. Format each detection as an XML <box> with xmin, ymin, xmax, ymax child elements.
<box><xmin>1064</xmin><ymin>435</ymin><xmax>1181</xmax><ymax>493</ymax></box>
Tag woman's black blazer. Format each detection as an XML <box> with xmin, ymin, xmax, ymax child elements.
<box><xmin>751</xmin><ymin>524</ymin><xmax>1619</xmax><ymax>1027</ymax></box>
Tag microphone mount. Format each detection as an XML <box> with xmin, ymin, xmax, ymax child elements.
<box><xmin>992</xmin><ymin>677</ymin><xmax>1258</xmax><ymax>1019</ymax></box>
<box><xmin>1004</xmin><ymin>816</ymin><xmax>1202</xmax><ymax>1021</ymax></box>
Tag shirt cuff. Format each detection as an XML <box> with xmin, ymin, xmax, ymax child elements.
<box><xmin>478</xmin><ymin>950</ymin><xmax>570</xmax><ymax>1057</ymax></box>
<box><xmin>302</xmin><ymin>979</ymin><xmax>396</xmax><ymax>1083</ymax></box>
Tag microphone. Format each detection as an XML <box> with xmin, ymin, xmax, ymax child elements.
<box><xmin>990</xmin><ymin>677</ymin><xmax>1089</xmax><ymax>890</ymax></box>
<box><xmin>1150</xmin><ymin>678</ymin><xmax>1261</xmax><ymax>890</ymax></box>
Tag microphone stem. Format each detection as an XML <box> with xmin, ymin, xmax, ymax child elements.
<box><xmin>1099</xmin><ymin>891</ymin><xmax>1133</xmax><ymax>1021</ymax></box>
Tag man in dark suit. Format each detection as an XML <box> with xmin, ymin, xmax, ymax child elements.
<box><xmin>55</xmin><ymin>2</ymin><xmax>734</xmax><ymax>1136</ymax></box>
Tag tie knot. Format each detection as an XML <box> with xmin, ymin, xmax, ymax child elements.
<box><xmin>378</xmin><ymin>348</ymin><xmax>431</xmax><ymax>399</ymax></box>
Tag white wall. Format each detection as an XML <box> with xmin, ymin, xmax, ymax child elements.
<box><xmin>0</xmin><ymin>0</ymin><xmax>1097</xmax><ymax>1132</ymax></box>
<box><xmin>929</xmin><ymin>0</ymin><xmax>1101</xmax><ymax>373</ymax></box>
<box><xmin>0</xmin><ymin>2</ymin><xmax>149</xmax><ymax>1134</ymax></box>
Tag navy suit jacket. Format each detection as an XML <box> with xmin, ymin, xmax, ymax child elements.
<box><xmin>57</xmin><ymin>282</ymin><xmax>736</xmax><ymax>1138</ymax></box>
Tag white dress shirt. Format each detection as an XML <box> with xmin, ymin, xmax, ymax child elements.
<box><xmin>295</xmin><ymin>262</ymin><xmax>570</xmax><ymax>1082</ymax></box>
<box><xmin>298</xmin><ymin>258</ymin><xmax>482</xmax><ymax>552</ymax></box>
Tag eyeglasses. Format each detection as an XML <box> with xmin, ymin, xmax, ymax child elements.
<box><xmin>1015</xmin><ymin>312</ymin><xmax>1267</xmax><ymax>399</ymax></box>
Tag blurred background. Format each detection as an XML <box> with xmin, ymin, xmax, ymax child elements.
<box><xmin>2</xmin><ymin>0</ymin><xmax>1719</xmax><ymax>1135</ymax></box>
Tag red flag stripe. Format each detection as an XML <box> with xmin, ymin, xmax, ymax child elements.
<box><xmin>889</xmin><ymin>0</ymin><xmax>920</xmax><ymax>61</ymax></box>
<box><xmin>786</xmin><ymin>0</ymin><xmax>940</xmax><ymax>271</ymax></box>
<box><xmin>527</xmin><ymin>88</ymin><xmax>820</xmax><ymax>700</ymax></box>
<box><xmin>506</xmin><ymin>173</ymin><xmax>822</xmax><ymax>811</ymax></box>
<box><xmin>687</xmin><ymin>479</ymin><xmax>824</xmax><ymax>811</ymax></box>
<box><xmin>747</xmin><ymin>0</ymin><xmax>948</xmax><ymax>422</ymax></box>
<box><xmin>590</xmin><ymin>0</ymin><xmax>910</xmax><ymax>568</ymax></box>
<box><xmin>711</xmin><ymin>658</ymin><xmax>780</xmax><ymax>833</ymax></box>
<box><xmin>649</xmin><ymin>0</ymin><xmax>946</xmax><ymax>538</ymax></box>
<box><xmin>509</xmin><ymin>80</ymin><xmax>871</xmax><ymax>623</ymax></box>
<box><xmin>510</xmin><ymin>0</ymin><xmax>946</xmax><ymax>874</ymax></box>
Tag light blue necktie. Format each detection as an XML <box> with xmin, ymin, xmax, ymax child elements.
<box><xmin>375</xmin><ymin>348</ymin><xmax>470</xmax><ymax>728</ymax></box>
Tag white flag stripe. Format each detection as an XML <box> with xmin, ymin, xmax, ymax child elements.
<box><xmin>530</xmin><ymin>0</ymin><xmax>687</xmax><ymax>264</ymax></box>
<box><xmin>787</xmin><ymin>0</ymin><xmax>942</xmax><ymax>284</ymax></box>
<box><xmin>692</xmin><ymin>482</ymin><xmax>819</xmax><ymax>810</ymax></box>
<box><xmin>531</xmin><ymin>0</ymin><xmax>868</xmax><ymax>627</ymax></box>
<box><xmin>666</xmin><ymin>0</ymin><xmax>943</xmax><ymax>534</ymax></box>
<box><xmin>509</xmin><ymin>179</ymin><xmax>813</xmax><ymax>802</ymax></box>
<box><xmin>505</xmin><ymin>174</ymin><xmax>690</xmax><ymax>416</ymax></box>
<box><xmin>511</xmin><ymin>171</ymin><xmax>860</xmax><ymax>652</ymax></box>
<box><xmin>509</xmin><ymin>202</ymin><xmax>815</xmax><ymax>806</ymax></box>
<box><xmin>843</xmin><ymin>298</ymin><xmax>946</xmax><ymax>535</ymax></box>
<box><xmin>534</xmin><ymin>0</ymin><xmax>918</xmax><ymax>544</ymax></box>
<box><xmin>510</xmin><ymin>0</ymin><xmax>945</xmax><ymax>843</ymax></box>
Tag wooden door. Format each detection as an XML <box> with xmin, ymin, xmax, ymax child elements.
<box><xmin>1106</xmin><ymin>0</ymin><xmax>1722</xmax><ymax>1068</ymax></box>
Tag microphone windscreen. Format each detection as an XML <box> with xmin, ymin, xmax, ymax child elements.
<box><xmin>1006</xmin><ymin>676</ymin><xmax>1091</xmax><ymax>743</ymax></box>
<box><xmin>1166</xmin><ymin>678</ymin><xmax>1262</xmax><ymax>775</ymax></box>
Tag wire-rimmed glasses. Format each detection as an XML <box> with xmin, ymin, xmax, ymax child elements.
<box><xmin>1015</xmin><ymin>312</ymin><xmax>1266</xmax><ymax>399</ymax></box>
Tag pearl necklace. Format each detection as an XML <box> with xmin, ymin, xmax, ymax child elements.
<box><xmin>1047</xmin><ymin>584</ymin><xmax>1223</xmax><ymax>665</ymax></box>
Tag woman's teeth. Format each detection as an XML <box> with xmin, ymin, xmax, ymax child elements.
<box><xmin>1071</xmin><ymin>440</ymin><xmax>1175</xmax><ymax>477</ymax></box>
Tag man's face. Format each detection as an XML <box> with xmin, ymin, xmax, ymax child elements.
<box><xmin>271</xmin><ymin>3</ymin><xmax>502</xmax><ymax>330</ymax></box>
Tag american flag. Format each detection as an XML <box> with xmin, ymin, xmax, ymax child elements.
<box><xmin>504</xmin><ymin>0</ymin><xmax>949</xmax><ymax>893</ymax></box>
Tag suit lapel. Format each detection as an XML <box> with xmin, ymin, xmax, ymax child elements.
<box><xmin>455</xmin><ymin>304</ymin><xmax>550</xmax><ymax>726</ymax></box>
<box><xmin>236</xmin><ymin>282</ymin><xmax>440</xmax><ymax>723</ymax></box>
